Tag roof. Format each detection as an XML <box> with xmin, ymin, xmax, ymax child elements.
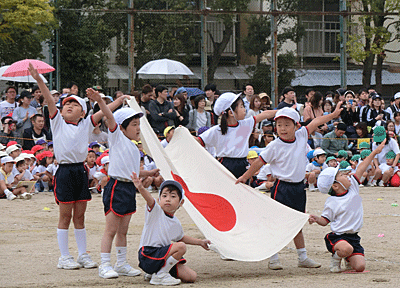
<box><xmin>291</xmin><ymin>69</ymin><xmax>400</xmax><ymax>87</ymax></box>
<box><xmin>107</xmin><ymin>64</ymin><xmax>130</xmax><ymax>80</ymax></box>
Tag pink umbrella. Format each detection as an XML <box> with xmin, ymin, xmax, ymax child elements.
<box><xmin>2</xmin><ymin>59</ymin><xmax>55</xmax><ymax>77</ymax></box>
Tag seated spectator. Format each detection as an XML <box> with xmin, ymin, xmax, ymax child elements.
<box><xmin>358</xmin><ymin>149</ymin><xmax>378</xmax><ymax>186</ymax></box>
<box><xmin>325</xmin><ymin>156</ymin><xmax>338</xmax><ymax>168</ymax></box>
<box><xmin>161</xmin><ymin>126</ymin><xmax>175</xmax><ymax>148</ymax></box>
<box><xmin>305</xmin><ymin>149</ymin><xmax>328</xmax><ymax>192</ymax></box>
<box><xmin>349</xmin><ymin>122</ymin><xmax>371</xmax><ymax>154</ymax></box>
<box><xmin>321</xmin><ymin>123</ymin><xmax>349</xmax><ymax>156</ymax></box>
<box><xmin>0</xmin><ymin>156</ymin><xmax>30</xmax><ymax>200</ymax></box>
<box><xmin>260</xmin><ymin>130</ymin><xmax>275</xmax><ymax>148</ymax></box>
<box><xmin>89</xmin><ymin>125</ymin><xmax>108</xmax><ymax>148</ymax></box>
<box><xmin>22</xmin><ymin>114</ymin><xmax>52</xmax><ymax>150</ymax></box>
<box><xmin>0</xmin><ymin>116</ymin><xmax>20</xmax><ymax>145</ymax></box>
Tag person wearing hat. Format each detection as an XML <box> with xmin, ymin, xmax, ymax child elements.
<box><xmin>12</xmin><ymin>91</ymin><xmax>38</xmax><ymax>138</ymax></box>
<box><xmin>50</xmin><ymin>90</ymin><xmax>61</xmax><ymax>104</ymax></box>
<box><xmin>385</xmin><ymin>92</ymin><xmax>400</xmax><ymax>120</ymax></box>
<box><xmin>197</xmin><ymin>92</ymin><xmax>277</xmax><ymax>179</ymax></box>
<box><xmin>0</xmin><ymin>156</ymin><xmax>33</xmax><ymax>200</ymax></box>
<box><xmin>366</xmin><ymin>93</ymin><xmax>390</xmax><ymax>127</ymax></box>
<box><xmin>6</xmin><ymin>144</ymin><xmax>21</xmax><ymax>159</ymax></box>
<box><xmin>326</xmin><ymin>156</ymin><xmax>338</xmax><ymax>168</ymax></box>
<box><xmin>237</xmin><ymin>103</ymin><xmax>344</xmax><ymax>270</ymax></box>
<box><xmin>131</xmin><ymin>173</ymin><xmax>211</xmax><ymax>285</ymax></box>
<box><xmin>0</xmin><ymin>86</ymin><xmax>18</xmax><ymax>119</ymax></box>
<box><xmin>86</xmin><ymin>88</ymin><xmax>160</xmax><ymax>279</ymax></box>
<box><xmin>88</xmin><ymin>141</ymin><xmax>101</xmax><ymax>153</ymax></box>
<box><xmin>305</xmin><ymin>149</ymin><xmax>328</xmax><ymax>192</ymax></box>
<box><xmin>0</xmin><ymin>116</ymin><xmax>20</xmax><ymax>146</ymax></box>
<box><xmin>277</xmin><ymin>86</ymin><xmax>296</xmax><ymax>109</ymax></box>
<box><xmin>161</xmin><ymin>126</ymin><xmax>175</xmax><ymax>148</ymax></box>
<box><xmin>378</xmin><ymin>150</ymin><xmax>399</xmax><ymax>186</ymax></box>
<box><xmin>29</xmin><ymin>64</ymin><xmax>130</xmax><ymax>271</ymax></box>
<box><xmin>321</xmin><ymin>123</ymin><xmax>349</xmax><ymax>157</ymax></box>
<box><xmin>309</xmin><ymin>140</ymin><xmax>385</xmax><ymax>273</ymax></box>
<box><xmin>21</xmin><ymin>114</ymin><xmax>52</xmax><ymax>150</ymax></box>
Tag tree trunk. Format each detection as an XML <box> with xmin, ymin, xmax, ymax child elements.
<box><xmin>362</xmin><ymin>53</ymin><xmax>375</xmax><ymax>88</ymax></box>
<box><xmin>376</xmin><ymin>52</ymin><xmax>384</xmax><ymax>93</ymax></box>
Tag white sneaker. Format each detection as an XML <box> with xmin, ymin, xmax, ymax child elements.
<box><xmin>342</xmin><ymin>259</ymin><xmax>352</xmax><ymax>271</ymax></box>
<box><xmin>20</xmin><ymin>192</ymin><xmax>32</xmax><ymax>200</ymax></box>
<box><xmin>330</xmin><ymin>256</ymin><xmax>341</xmax><ymax>273</ymax></box>
<box><xmin>114</xmin><ymin>262</ymin><xmax>141</xmax><ymax>277</ymax></box>
<box><xmin>77</xmin><ymin>253</ymin><xmax>98</xmax><ymax>269</ymax></box>
<box><xmin>268</xmin><ymin>260</ymin><xmax>283</xmax><ymax>270</ymax></box>
<box><xmin>57</xmin><ymin>255</ymin><xmax>80</xmax><ymax>270</ymax></box>
<box><xmin>144</xmin><ymin>273</ymin><xmax>152</xmax><ymax>281</ymax></box>
<box><xmin>7</xmin><ymin>193</ymin><xmax>17</xmax><ymax>201</ymax></box>
<box><xmin>378</xmin><ymin>181</ymin><xmax>385</xmax><ymax>187</ymax></box>
<box><xmin>150</xmin><ymin>272</ymin><xmax>181</xmax><ymax>285</ymax></box>
<box><xmin>298</xmin><ymin>257</ymin><xmax>321</xmax><ymax>268</ymax></box>
<box><xmin>99</xmin><ymin>262</ymin><xmax>119</xmax><ymax>279</ymax></box>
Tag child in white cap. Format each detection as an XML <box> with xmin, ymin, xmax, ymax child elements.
<box><xmin>196</xmin><ymin>92</ymin><xmax>277</xmax><ymax>179</ymax></box>
<box><xmin>0</xmin><ymin>156</ymin><xmax>31</xmax><ymax>200</ymax></box>
<box><xmin>29</xmin><ymin>64</ymin><xmax>128</xmax><ymax>271</ymax></box>
<box><xmin>309</xmin><ymin>140</ymin><xmax>386</xmax><ymax>273</ymax></box>
<box><xmin>305</xmin><ymin>148</ymin><xmax>328</xmax><ymax>192</ymax></box>
<box><xmin>86</xmin><ymin>88</ymin><xmax>160</xmax><ymax>279</ymax></box>
<box><xmin>237</xmin><ymin>103</ymin><xmax>343</xmax><ymax>270</ymax></box>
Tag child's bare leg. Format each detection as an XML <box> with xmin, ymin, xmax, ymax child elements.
<box><xmin>293</xmin><ymin>230</ymin><xmax>305</xmax><ymax>249</ymax></box>
<box><xmin>58</xmin><ymin>202</ymin><xmax>73</xmax><ymax>229</ymax></box>
<box><xmin>152</xmin><ymin>175</ymin><xmax>164</xmax><ymax>188</ymax></box>
<box><xmin>115</xmin><ymin>214</ymin><xmax>132</xmax><ymax>247</ymax></box>
<box><xmin>176</xmin><ymin>263</ymin><xmax>197</xmax><ymax>283</ymax></box>
<box><xmin>333</xmin><ymin>241</ymin><xmax>353</xmax><ymax>258</ymax></box>
<box><xmin>382</xmin><ymin>170</ymin><xmax>392</xmax><ymax>184</ymax></box>
<box><xmin>72</xmin><ymin>201</ymin><xmax>87</xmax><ymax>229</ymax></box>
<box><xmin>165</xmin><ymin>242</ymin><xmax>186</xmax><ymax>260</ymax></box>
<box><xmin>374</xmin><ymin>168</ymin><xmax>382</xmax><ymax>180</ymax></box>
<box><xmin>308</xmin><ymin>173</ymin><xmax>316</xmax><ymax>185</ymax></box>
<box><xmin>348</xmin><ymin>254</ymin><xmax>366</xmax><ymax>272</ymax></box>
<box><xmin>142</xmin><ymin>177</ymin><xmax>153</xmax><ymax>188</ymax></box>
<box><xmin>13</xmin><ymin>187</ymin><xmax>26</xmax><ymax>196</ymax></box>
<box><xmin>101</xmin><ymin>212</ymin><xmax>122</xmax><ymax>253</ymax></box>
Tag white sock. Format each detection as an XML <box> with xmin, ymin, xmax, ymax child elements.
<box><xmin>116</xmin><ymin>246</ymin><xmax>127</xmax><ymax>266</ymax></box>
<box><xmin>74</xmin><ymin>228</ymin><xmax>87</xmax><ymax>256</ymax></box>
<box><xmin>333</xmin><ymin>252</ymin><xmax>341</xmax><ymax>260</ymax></box>
<box><xmin>101</xmin><ymin>253</ymin><xmax>111</xmax><ymax>265</ymax></box>
<box><xmin>368</xmin><ymin>176</ymin><xmax>374</xmax><ymax>183</ymax></box>
<box><xmin>57</xmin><ymin>228</ymin><xmax>69</xmax><ymax>257</ymax></box>
<box><xmin>297</xmin><ymin>248</ymin><xmax>307</xmax><ymax>262</ymax></box>
<box><xmin>371</xmin><ymin>179</ymin><xmax>377</xmax><ymax>185</ymax></box>
<box><xmin>269</xmin><ymin>253</ymin><xmax>279</xmax><ymax>262</ymax></box>
<box><xmin>360</xmin><ymin>176</ymin><xmax>365</xmax><ymax>183</ymax></box>
<box><xmin>309</xmin><ymin>183</ymin><xmax>315</xmax><ymax>190</ymax></box>
<box><xmin>157</xmin><ymin>256</ymin><xmax>178</xmax><ymax>274</ymax></box>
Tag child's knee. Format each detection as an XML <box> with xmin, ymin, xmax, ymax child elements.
<box><xmin>185</xmin><ymin>270</ymin><xmax>197</xmax><ymax>283</ymax></box>
<box><xmin>175</xmin><ymin>242</ymin><xmax>187</xmax><ymax>254</ymax></box>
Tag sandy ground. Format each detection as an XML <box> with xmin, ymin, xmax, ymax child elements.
<box><xmin>1</xmin><ymin>186</ymin><xmax>399</xmax><ymax>288</ymax></box>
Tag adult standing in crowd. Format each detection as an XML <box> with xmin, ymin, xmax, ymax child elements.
<box><xmin>277</xmin><ymin>87</ymin><xmax>296</xmax><ymax>109</ymax></box>
<box><xmin>141</xmin><ymin>84</ymin><xmax>153</xmax><ymax>119</ymax></box>
<box><xmin>173</xmin><ymin>93</ymin><xmax>189</xmax><ymax>127</ymax></box>
<box><xmin>187</xmin><ymin>95</ymin><xmax>211</xmax><ymax>132</ymax></box>
<box><xmin>22</xmin><ymin>114</ymin><xmax>52</xmax><ymax>150</ymax></box>
<box><xmin>12</xmin><ymin>91</ymin><xmax>37</xmax><ymax>137</ymax></box>
<box><xmin>29</xmin><ymin>86</ymin><xmax>42</xmax><ymax>108</ymax></box>
<box><xmin>366</xmin><ymin>93</ymin><xmax>390</xmax><ymax>127</ymax></box>
<box><xmin>303</xmin><ymin>91</ymin><xmax>324</xmax><ymax>122</ymax></box>
<box><xmin>0</xmin><ymin>86</ymin><xmax>18</xmax><ymax>118</ymax></box>
<box><xmin>148</xmin><ymin>85</ymin><xmax>176</xmax><ymax>136</ymax></box>
<box><xmin>341</xmin><ymin>90</ymin><xmax>359</xmax><ymax>134</ymax></box>
<box><xmin>386</xmin><ymin>92</ymin><xmax>400</xmax><ymax>120</ymax></box>
<box><xmin>242</xmin><ymin>84</ymin><xmax>254</xmax><ymax>112</ymax></box>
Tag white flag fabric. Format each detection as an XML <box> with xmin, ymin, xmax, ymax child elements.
<box><xmin>128</xmin><ymin>99</ymin><xmax>308</xmax><ymax>261</ymax></box>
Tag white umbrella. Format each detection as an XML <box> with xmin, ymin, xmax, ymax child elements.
<box><xmin>137</xmin><ymin>58</ymin><xmax>194</xmax><ymax>79</ymax></box>
<box><xmin>0</xmin><ymin>65</ymin><xmax>48</xmax><ymax>83</ymax></box>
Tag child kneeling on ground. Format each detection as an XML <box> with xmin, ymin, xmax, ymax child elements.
<box><xmin>309</xmin><ymin>139</ymin><xmax>386</xmax><ymax>273</ymax></box>
<box><xmin>132</xmin><ymin>174</ymin><xmax>211</xmax><ymax>285</ymax></box>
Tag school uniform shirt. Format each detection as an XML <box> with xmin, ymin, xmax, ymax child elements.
<box><xmin>0</xmin><ymin>168</ymin><xmax>14</xmax><ymax>184</ymax></box>
<box><xmin>32</xmin><ymin>165</ymin><xmax>47</xmax><ymax>176</ymax></box>
<box><xmin>372</xmin><ymin>138</ymin><xmax>400</xmax><ymax>165</ymax></box>
<box><xmin>107</xmin><ymin>124</ymin><xmax>140</xmax><ymax>180</ymax></box>
<box><xmin>85</xmin><ymin>164</ymin><xmax>97</xmax><ymax>180</ymax></box>
<box><xmin>94</xmin><ymin>169</ymin><xmax>107</xmax><ymax>181</ymax></box>
<box><xmin>305</xmin><ymin>162</ymin><xmax>328</xmax><ymax>173</ymax></box>
<box><xmin>379</xmin><ymin>163</ymin><xmax>399</xmax><ymax>174</ymax></box>
<box><xmin>257</xmin><ymin>164</ymin><xmax>272</xmax><ymax>181</ymax></box>
<box><xmin>160</xmin><ymin>139</ymin><xmax>169</xmax><ymax>148</ymax></box>
<box><xmin>50</xmin><ymin>111</ymin><xmax>95</xmax><ymax>164</ymax></box>
<box><xmin>139</xmin><ymin>201</ymin><xmax>184</xmax><ymax>248</ymax></box>
<box><xmin>259</xmin><ymin>126</ymin><xmax>309</xmax><ymax>182</ymax></box>
<box><xmin>356</xmin><ymin>159</ymin><xmax>372</xmax><ymax>172</ymax></box>
<box><xmin>14</xmin><ymin>169</ymin><xmax>34</xmax><ymax>181</ymax></box>
<box><xmin>46</xmin><ymin>163</ymin><xmax>59</xmax><ymax>176</ymax></box>
<box><xmin>198</xmin><ymin>116</ymin><xmax>256</xmax><ymax>158</ymax></box>
<box><xmin>321</xmin><ymin>175</ymin><xmax>363</xmax><ymax>235</ymax></box>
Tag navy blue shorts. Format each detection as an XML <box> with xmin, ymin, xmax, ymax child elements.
<box><xmin>54</xmin><ymin>163</ymin><xmax>91</xmax><ymax>204</ymax></box>
<box><xmin>138</xmin><ymin>246</ymin><xmax>186</xmax><ymax>277</ymax></box>
<box><xmin>271</xmin><ymin>179</ymin><xmax>306</xmax><ymax>212</ymax></box>
<box><xmin>103</xmin><ymin>178</ymin><xmax>137</xmax><ymax>216</ymax></box>
<box><xmin>219</xmin><ymin>157</ymin><xmax>248</xmax><ymax>179</ymax></box>
<box><xmin>325</xmin><ymin>232</ymin><xmax>364</xmax><ymax>257</ymax></box>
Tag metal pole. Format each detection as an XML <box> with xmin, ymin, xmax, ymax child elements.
<box><xmin>128</xmin><ymin>0</ymin><xmax>135</xmax><ymax>94</ymax></box>
<box><xmin>271</xmin><ymin>0</ymin><xmax>278</xmax><ymax>107</ymax></box>
<box><xmin>49</xmin><ymin>41</ymin><xmax>53</xmax><ymax>90</ymax></box>
<box><xmin>200</xmin><ymin>0</ymin><xmax>208</xmax><ymax>89</ymax></box>
<box><xmin>56</xmin><ymin>27</ymin><xmax>60</xmax><ymax>91</ymax></box>
<box><xmin>340</xmin><ymin>0</ymin><xmax>347</xmax><ymax>88</ymax></box>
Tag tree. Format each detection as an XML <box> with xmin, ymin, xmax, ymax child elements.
<box><xmin>0</xmin><ymin>0</ymin><xmax>57</xmax><ymax>64</ymax></box>
<box><xmin>347</xmin><ymin>0</ymin><xmax>400</xmax><ymax>92</ymax></box>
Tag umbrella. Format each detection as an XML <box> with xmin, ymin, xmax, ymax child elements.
<box><xmin>186</xmin><ymin>87</ymin><xmax>205</xmax><ymax>98</ymax></box>
<box><xmin>2</xmin><ymin>59</ymin><xmax>55</xmax><ymax>77</ymax></box>
<box><xmin>0</xmin><ymin>65</ymin><xmax>48</xmax><ymax>83</ymax></box>
<box><xmin>137</xmin><ymin>59</ymin><xmax>193</xmax><ymax>79</ymax></box>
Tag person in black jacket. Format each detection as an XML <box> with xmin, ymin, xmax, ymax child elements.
<box><xmin>366</xmin><ymin>93</ymin><xmax>390</xmax><ymax>127</ymax></box>
<box><xmin>22</xmin><ymin>114</ymin><xmax>52</xmax><ymax>150</ymax></box>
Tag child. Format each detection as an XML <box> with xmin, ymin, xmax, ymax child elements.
<box><xmin>85</xmin><ymin>89</ymin><xmax>160</xmax><ymax>279</ymax></box>
<box><xmin>93</xmin><ymin>156</ymin><xmax>110</xmax><ymax>193</ymax></box>
<box><xmin>45</xmin><ymin>157</ymin><xmax>59</xmax><ymax>185</ymax></box>
<box><xmin>85</xmin><ymin>149</ymin><xmax>98</xmax><ymax>188</ymax></box>
<box><xmin>0</xmin><ymin>156</ymin><xmax>30</xmax><ymax>200</ymax></box>
<box><xmin>349</xmin><ymin>155</ymin><xmax>361</xmax><ymax>174</ymax></box>
<box><xmin>161</xmin><ymin>126</ymin><xmax>175</xmax><ymax>148</ymax></box>
<box><xmin>358</xmin><ymin>149</ymin><xmax>377</xmax><ymax>186</ymax></box>
<box><xmin>336</xmin><ymin>150</ymin><xmax>348</xmax><ymax>163</ymax></box>
<box><xmin>131</xmin><ymin>174</ymin><xmax>211</xmax><ymax>285</ymax></box>
<box><xmin>247</xmin><ymin>150</ymin><xmax>259</xmax><ymax>187</ymax></box>
<box><xmin>6</xmin><ymin>144</ymin><xmax>21</xmax><ymax>159</ymax></box>
<box><xmin>32</xmin><ymin>151</ymin><xmax>54</xmax><ymax>192</ymax></box>
<box><xmin>309</xmin><ymin>140</ymin><xmax>386</xmax><ymax>273</ymax></box>
<box><xmin>253</xmin><ymin>164</ymin><xmax>275</xmax><ymax>192</ymax></box>
<box><xmin>14</xmin><ymin>156</ymin><xmax>35</xmax><ymax>181</ymax></box>
<box><xmin>379</xmin><ymin>150</ymin><xmax>399</xmax><ymax>186</ymax></box>
<box><xmin>237</xmin><ymin>103</ymin><xmax>343</xmax><ymax>270</ymax></box>
<box><xmin>326</xmin><ymin>156</ymin><xmax>338</xmax><ymax>168</ymax></box>
<box><xmin>305</xmin><ymin>149</ymin><xmax>327</xmax><ymax>192</ymax></box>
<box><xmin>197</xmin><ymin>92</ymin><xmax>277</xmax><ymax>179</ymax></box>
<box><xmin>29</xmin><ymin>64</ymin><xmax>127</xmax><ymax>270</ymax></box>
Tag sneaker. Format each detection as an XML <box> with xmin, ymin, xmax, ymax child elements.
<box><xmin>342</xmin><ymin>259</ymin><xmax>352</xmax><ymax>271</ymax></box>
<box><xmin>144</xmin><ymin>273</ymin><xmax>152</xmax><ymax>281</ymax></box>
<box><xmin>298</xmin><ymin>257</ymin><xmax>321</xmax><ymax>268</ymax></box>
<box><xmin>330</xmin><ymin>256</ymin><xmax>341</xmax><ymax>273</ymax></box>
<box><xmin>57</xmin><ymin>255</ymin><xmax>80</xmax><ymax>270</ymax></box>
<box><xmin>359</xmin><ymin>184</ymin><xmax>364</xmax><ymax>188</ymax></box>
<box><xmin>378</xmin><ymin>181</ymin><xmax>385</xmax><ymax>187</ymax></box>
<box><xmin>77</xmin><ymin>253</ymin><xmax>98</xmax><ymax>269</ymax></box>
<box><xmin>114</xmin><ymin>262</ymin><xmax>141</xmax><ymax>277</ymax></box>
<box><xmin>268</xmin><ymin>260</ymin><xmax>283</xmax><ymax>270</ymax></box>
<box><xmin>20</xmin><ymin>192</ymin><xmax>32</xmax><ymax>200</ymax></box>
<box><xmin>7</xmin><ymin>193</ymin><xmax>17</xmax><ymax>201</ymax></box>
<box><xmin>150</xmin><ymin>272</ymin><xmax>181</xmax><ymax>286</ymax></box>
<box><xmin>99</xmin><ymin>262</ymin><xmax>119</xmax><ymax>279</ymax></box>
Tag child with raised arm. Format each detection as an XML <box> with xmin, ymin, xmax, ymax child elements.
<box><xmin>309</xmin><ymin>139</ymin><xmax>386</xmax><ymax>273</ymax></box>
<box><xmin>131</xmin><ymin>173</ymin><xmax>211</xmax><ymax>285</ymax></box>
<box><xmin>28</xmin><ymin>63</ymin><xmax>129</xmax><ymax>270</ymax></box>
<box><xmin>85</xmin><ymin>88</ymin><xmax>161</xmax><ymax>279</ymax></box>
<box><xmin>236</xmin><ymin>103</ymin><xmax>343</xmax><ymax>270</ymax></box>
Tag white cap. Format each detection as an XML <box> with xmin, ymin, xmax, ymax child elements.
<box><xmin>50</xmin><ymin>90</ymin><xmax>60</xmax><ymax>95</ymax></box>
<box><xmin>62</xmin><ymin>95</ymin><xmax>87</xmax><ymax>113</ymax></box>
<box><xmin>14</xmin><ymin>156</ymin><xmax>25</xmax><ymax>163</ymax></box>
<box><xmin>1</xmin><ymin>156</ymin><xmax>16</xmax><ymax>164</ymax></box>
<box><xmin>113</xmin><ymin>108</ymin><xmax>143</xmax><ymax>125</ymax></box>
<box><xmin>317</xmin><ymin>166</ymin><xmax>339</xmax><ymax>194</ymax></box>
<box><xmin>21</xmin><ymin>153</ymin><xmax>33</xmax><ymax>160</ymax></box>
<box><xmin>274</xmin><ymin>107</ymin><xmax>300</xmax><ymax>123</ymax></box>
<box><xmin>313</xmin><ymin>148</ymin><xmax>326</xmax><ymax>157</ymax></box>
<box><xmin>101</xmin><ymin>156</ymin><xmax>110</xmax><ymax>165</ymax></box>
<box><xmin>213</xmin><ymin>92</ymin><xmax>241</xmax><ymax>116</ymax></box>
<box><xmin>6</xmin><ymin>144</ymin><xmax>20</xmax><ymax>155</ymax></box>
<box><xmin>0</xmin><ymin>151</ymin><xmax>8</xmax><ymax>158</ymax></box>
<box><xmin>394</xmin><ymin>92</ymin><xmax>400</xmax><ymax>100</ymax></box>
<box><xmin>0</xmin><ymin>143</ymin><xmax>5</xmax><ymax>150</ymax></box>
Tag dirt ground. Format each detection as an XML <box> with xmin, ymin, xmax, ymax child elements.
<box><xmin>1</xmin><ymin>186</ymin><xmax>399</xmax><ymax>288</ymax></box>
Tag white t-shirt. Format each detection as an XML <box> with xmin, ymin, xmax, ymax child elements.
<box><xmin>0</xmin><ymin>170</ymin><xmax>14</xmax><ymax>184</ymax></box>
<box><xmin>14</xmin><ymin>169</ymin><xmax>34</xmax><ymax>181</ymax></box>
<box><xmin>259</xmin><ymin>127</ymin><xmax>309</xmax><ymax>182</ymax></box>
<box><xmin>372</xmin><ymin>138</ymin><xmax>400</xmax><ymax>165</ymax></box>
<box><xmin>50</xmin><ymin>111</ymin><xmax>95</xmax><ymax>164</ymax></box>
<box><xmin>46</xmin><ymin>163</ymin><xmax>59</xmax><ymax>176</ymax></box>
<box><xmin>85</xmin><ymin>164</ymin><xmax>97</xmax><ymax>180</ymax></box>
<box><xmin>257</xmin><ymin>164</ymin><xmax>272</xmax><ymax>181</ymax></box>
<box><xmin>321</xmin><ymin>175</ymin><xmax>363</xmax><ymax>234</ymax></box>
<box><xmin>379</xmin><ymin>163</ymin><xmax>399</xmax><ymax>174</ymax></box>
<box><xmin>160</xmin><ymin>139</ymin><xmax>169</xmax><ymax>148</ymax></box>
<box><xmin>107</xmin><ymin>125</ymin><xmax>140</xmax><ymax>180</ymax></box>
<box><xmin>306</xmin><ymin>162</ymin><xmax>328</xmax><ymax>173</ymax></box>
<box><xmin>199</xmin><ymin>116</ymin><xmax>256</xmax><ymax>158</ymax></box>
<box><xmin>94</xmin><ymin>170</ymin><xmax>107</xmax><ymax>181</ymax></box>
<box><xmin>0</xmin><ymin>101</ymin><xmax>17</xmax><ymax>118</ymax></box>
<box><xmin>139</xmin><ymin>201</ymin><xmax>184</xmax><ymax>248</ymax></box>
<box><xmin>196</xmin><ymin>111</ymin><xmax>207</xmax><ymax>131</ymax></box>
